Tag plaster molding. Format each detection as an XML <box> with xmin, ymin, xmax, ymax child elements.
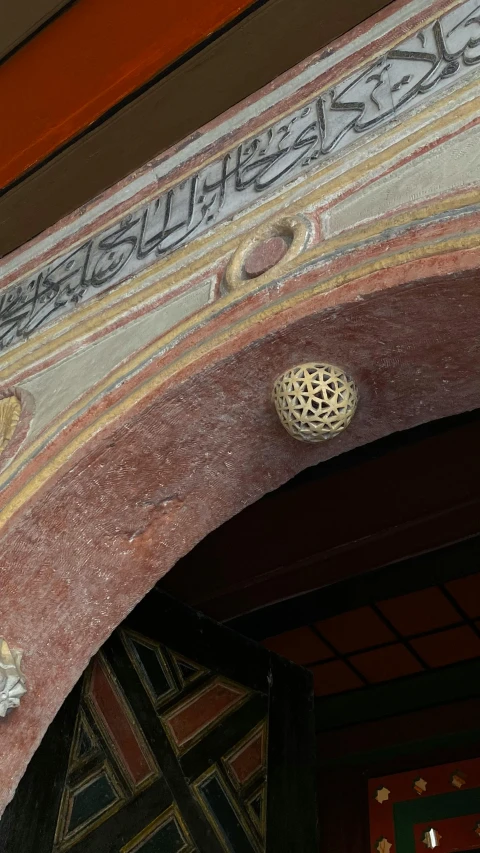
<box><xmin>0</xmin><ymin>187</ymin><xmax>477</xmax><ymax>523</ymax></box>
<box><xmin>0</xmin><ymin>0</ymin><xmax>480</xmax><ymax>819</ymax></box>
<box><xmin>0</xmin><ymin>68</ymin><xmax>477</xmax><ymax>386</ymax></box>
<box><xmin>0</xmin><ymin>0</ymin><xmax>479</xmax><ymax>354</ymax></box>
<box><xmin>224</xmin><ymin>215</ymin><xmax>313</xmax><ymax>291</ymax></box>
<box><xmin>0</xmin><ymin>0</ymin><xmax>457</xmax><ymax>282</ymax></box>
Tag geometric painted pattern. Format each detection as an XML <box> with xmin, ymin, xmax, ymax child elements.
<box><xmin>224</xmin><ymin>724</ymin><xmax>267</xmax><ymax>789</ymax></box>
<box><xmin>54</xmin><ymin>655</ymin><xmax>160</xmax><ymax>851</ymax></box>
<box><xmin>123</xmin><ymin>631</ymin><xmax>208</xmax><ymax>709</ymax></box>
<box><xmin>120</xmin><ymin>805</ymin><xmax>196</xmax><ymax>853</ymax></box>
<box><xmin>54</xmin><ymin>629</ymin><xmax>268</xmax><ymax>852</ymax></box>
<box><xmin>162</xmin><ymin>678</ymin><xmax>250</xmax><ymax>753</ymax></box>
<box><xmin>195</xmin><ymin>767</ymin><xmax>265</xmax><ymax>853</ymax></box>
<box><xmin>369</xmin><ymin>758</ymin><xmax>480</xmax><ymax>853</ymax></box>
<box><xmin>54</xmin><ymin>709</ymin><xmax>126</xmax><ymax>848</ymax></box>
<box><xmin>88</xmin><ymin>656</ymin><xmax>158</xmax><ymax>789</ymax></box>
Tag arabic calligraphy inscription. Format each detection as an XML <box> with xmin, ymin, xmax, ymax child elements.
<box><xmin>1</xmin><ymin>0</ymin><xmax>479</xmax><ymax>353</ymax></box>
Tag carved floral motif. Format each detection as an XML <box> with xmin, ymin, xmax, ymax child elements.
<box><xmin>0</xmin><ymin>638</ymin><xmax>27</xmax><ymax>717</ymax></box>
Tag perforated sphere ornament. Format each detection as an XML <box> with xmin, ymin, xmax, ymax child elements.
<box><xmin>272</xmin><ymin>363</ymin><xmax>358</xmax><ymax>442</ymax></box>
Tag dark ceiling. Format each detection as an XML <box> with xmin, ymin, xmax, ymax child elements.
<box><xmin>161</xmin><ymin>409</ymin><xmax>480</xmax><ymax>623</ymax></box>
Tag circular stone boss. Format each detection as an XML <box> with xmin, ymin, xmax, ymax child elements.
<box><xmin>272</xmin><ymin>362</ymin><xmax>358</xmax><ymax>442</ymax></box>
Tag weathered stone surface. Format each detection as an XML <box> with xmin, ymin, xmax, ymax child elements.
<box><xmin>326</xmin><ymin>124</ymin><xmax>480</xmax><ymax>236</ymax></box>
<box><xmin>244</xmin><ymin>236</ymin><xmax>289</xmax><ymax>278</ymax></box>
<box><xmin>0</xmin><ymin>0</ymin><xmax>479</xmax><ymax>818</ymax></box>
<box><xmin>1</xmin><ymin>258</ymin><xmax>479</xmax><ymax>813</ymax></box>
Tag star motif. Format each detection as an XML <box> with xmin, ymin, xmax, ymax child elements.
<box><xmin>451</xmin><ymin>772</ymin><xmax>466</xmax><ymax>789</ymax></box>
<box><xmin>375</xmin><ymin>787</ymin><xmax>391</xmax><ymax>804</ymax></box>
<box><xmin>422</xmin><ymin>828</ymin><xmax>441</xmax><ymax>848</ymax></box>
<box><xmin>413</xmin><ymin>777</ymin><xmax>427</xmax><ymax>795</ymax></box>
<box><xmin>377</xmin><ymin>837</ymin><xmax>392</xmax><ymax>853</ymax></box>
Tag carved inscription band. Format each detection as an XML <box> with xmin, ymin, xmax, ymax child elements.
<box><xmin>1</xmin><ymin>0</ymin><xmax>479</xmax><ymax>352</ymax></box>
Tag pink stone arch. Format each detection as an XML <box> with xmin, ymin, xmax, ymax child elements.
<box><xmin>0</xmin><ymin>221</ymin><xmax>479</xmax><ymax>813</ymax></box>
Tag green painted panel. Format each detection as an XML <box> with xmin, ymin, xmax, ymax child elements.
<box><xmin>135</xmin><ymin>818</ymin><xmax>189</xmax><ymax>852</ymax></box>
<box><xmin>394</xmin><ymin>787</ymin><xmax>480</xmax><ymax>853</ymax></box>
<box><xmin>199</xmin><ymin>774</ymin><xmax>255</xmax><ymax>853</ymax></box>
<box><xmin>316</xmin><ymin>660</ymin><xmax>480</xmax><ymax>731</ymax></box>
<box><xmin>131</xmin><ymin>640</ymin><xmax>173</xmax><ymax>700</ymax></box>
<box><xmin>68</xmin><ymin>774</ymin><xmax>117</xmax><ymax>832</ymax></box>
<box><xmin>319</xmin><ymin>729</ymin><xmax>480</xmax><ymax>769</ymax></box>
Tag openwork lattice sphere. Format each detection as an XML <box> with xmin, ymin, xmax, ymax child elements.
<box><xmin>272</xmin><ymin>363</ymin><xmax>358</xmax><ymax>442</ymax></box>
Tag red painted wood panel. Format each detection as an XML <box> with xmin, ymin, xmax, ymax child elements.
<box><xmin>1</xmin><ymin>0</ymin><xmax>257</xmax><ymax>189</ymax></box>
<box><xmin>163</xmin><ymin>680</ymin><xmax>248</xmax><ymax>749</ymax></box>
<box><xmin>228</xmin><ymin>727</ymin><xmax>265</xmax><ymax>784</ymax></box>
<box><xmin>369</xmin><ymin>758</ymin><xmax>480</xmax><ymax>853</ymax></box>
<box><xmin>89</xmin><ymin>658</ymin><xmax>154</xmax><ymax>786</ymax></box>
<box><xmin>413</xmin><ymin>814</ymin><xmax>480</xmax><ymax>853</ymax></box>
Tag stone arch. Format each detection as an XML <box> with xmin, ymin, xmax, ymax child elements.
<box><xmin>1</xmin><ymin>0</ymin><xmax>480</xmax><ymax>814</ymax></box>
<box><xmin>1</xmin><ymin>227</ymin><xmax>479</xmax><ymax>812</ymax></box>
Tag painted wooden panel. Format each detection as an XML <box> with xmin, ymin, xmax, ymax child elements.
<box><xmin>0</xmin><ymin>590</ymin><xmax>317</xmax><ymax>853</ymax></box>
<box><xmin>369</xmin><ymin>759</ymin><xmax>480</xmax><ymax>853</ymax></box>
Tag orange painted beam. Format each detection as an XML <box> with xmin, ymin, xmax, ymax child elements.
<box><xmin>1</xmin><ymin>0</ymin><xmax>257</xmax><ymax>191</ymax></box>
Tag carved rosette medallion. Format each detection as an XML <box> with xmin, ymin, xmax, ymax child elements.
<box><xmin>0</xmin><ymin>638</ymin><xmax>27</xmax><ymax>717</ymax></box>
<box><xmin>0</xmin><ymin>394</ymin><xmax>22</xmax><ymax>455</ymax></box>
<box><xmin>272</xmin><ymin>363</ymin><xmax>358</xmax><ymax>442</ymax></box>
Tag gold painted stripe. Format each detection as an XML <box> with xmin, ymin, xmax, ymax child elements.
<box><xmin>10</xmin><ymin>194</ymin><xmax>480</xmax><ymax>488</ymax></box>
<box><xmin>0</xmin><ymin>217</ymin><xmax>478</xmax><ymax>530</ymax></box>
<box><xmin>1</xmin><ymin>86</ymin><xmax>478</xmax><ymax>384</ymax></box>
<box><xmin>0</xmin><ymin>21</ymin><xmax>477</xmax><ymax>379</ymax></box>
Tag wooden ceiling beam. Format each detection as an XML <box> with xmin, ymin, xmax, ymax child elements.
<box><xmin>0</xmin><ymin>0</ymin><xmax>260</xmax><ymax>191</ymax></box>
<box><xmin>0</xmin><ymin>0</ymin><xmax>392</xmax><ymax>257</ymax></box>
<box><xmin>0</xmin><ymin>0</ymin><xmax>72</xmax><ymax>61</ymax></box>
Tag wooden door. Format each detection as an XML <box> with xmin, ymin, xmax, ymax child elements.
<box><xmin>0</xmin><ymin>589</ymin><xmax>317</xmax><ymax>852</ymax></box>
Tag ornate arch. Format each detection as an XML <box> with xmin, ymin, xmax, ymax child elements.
<box><xmin>1</xmin><ymin>0</ymin><xmax>480</xmax><ymax>814</ymax></box>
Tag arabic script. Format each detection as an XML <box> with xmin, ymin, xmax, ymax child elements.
<box><xmin>1</xmin><ymin>0</ymin><xmax>479</xmax><ymax>352</ymax></box>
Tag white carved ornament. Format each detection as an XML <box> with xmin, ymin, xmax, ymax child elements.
<box><xmin>0</xmin><ymin>638</ymin><xmax>27</xmax><ymax>717</ymax></box>
<box><xmin>272</xmin><ymin>363</ymin><xmax>358</xmax><ymax>442</ymax></box>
